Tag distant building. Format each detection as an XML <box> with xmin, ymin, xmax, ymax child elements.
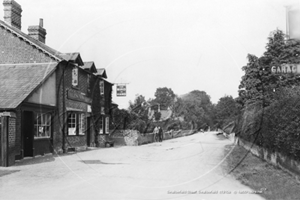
<box><xmin>0</xmin><ymin>0</ymin><xmax>115</xmax><ymax>166</ymax></box>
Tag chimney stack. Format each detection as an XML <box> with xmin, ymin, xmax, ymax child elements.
<box><xmin>28</xmin><ymin>19</ymin><xmax>47</xmax><ymax>43</ymax></box>
<box><xmin>3</xmin><ymin>0</ymin><xmax>22</xmax><ymax>30</ymax></box>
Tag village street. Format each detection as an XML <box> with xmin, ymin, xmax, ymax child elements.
<box><xmin>0</xmin><ymin>132</ymin><xmax>264</xmax><ymax>200</ymax></box>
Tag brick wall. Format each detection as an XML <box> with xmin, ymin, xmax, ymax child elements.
<box><xmin>0</xmin><ymin>115</ymin><xmax>16</xmax><ymax>166</ymax></box>
<box><xmin>8</xmin><ymin>116</ymin><xmax>16</xmax><ymax>166</ymax></box>
<box><xmin>0</xmin><ymin>26</ymin><xmax>55</xmax><ymax>64</ymax></box>
<box><xmin>55</xmin><ymin>63</ymin><xmax>91</xmax><ymax>152</ymax></box>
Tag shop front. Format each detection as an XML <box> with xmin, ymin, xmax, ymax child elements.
<box><xmin>20</xmin><ymin>104</ymin><xmax>55</xmax><ymax>157</ymax></box>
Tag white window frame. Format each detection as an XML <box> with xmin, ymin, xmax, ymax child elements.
<box><xmin>67</xmin><ymin>112</ymin><xmax>85</xmax><ymax>136</ymax></box>
<box><xmin>78</xmin><ymin>113</ymin><xmax>85</xmax><ymax>135</ymax></box>
<box><xmin>105</xmin><ymin>117</ymin><xmax>110</xmax><ymax>134</ymax></box>
<box><xmin>68</xmin><ymin>113</ymin><xmax>77</xmax><ymax>136</ymax></box>
<box><xmin>34</xmin><ymin>112</ymin><xmax>52</xmax><ymax>138</ymax></box>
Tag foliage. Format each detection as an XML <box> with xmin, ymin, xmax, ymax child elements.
<box><xmin>127</xmin><ymin>94</ymin><xmax>151</xmax><ymax>133</ymax></box>
<box><xmin>152</xmin><ymin>87</ymin><xmax>176</xmax><ymax>110</ymax></box>
<box><xmin>238</xmin><ymin>88</ymin><xmax>300</xmax><ymax>160</ymax></box>
<box><xmin>214</xmin><ymin>95</ymin><xmax>241</xmax><ymax>128</ymax></box>
<box><xmin>111</xmin><ymin>108</ymin><xmax>131</xmax><ymax>130</ymax></box>
<box><xmin>154</xmin><ymin>111</ymin><xmax>161</xmax><ymax>121</ymax></box>
<box><xmin>174</xmin><ymin>90</ymin><xmax>214</xmax><ymax>130</ymax></box>
<box><xmin>128</xmin><ymin>94</ymin><xmax>149</xmax><ymax>122</ymax></box>
<box><xmin>237</xmin><ymin>29</ymin><xmax>300</xmax><ymax>160</ymax></box>
<box><xmin>238</xmin><ymin>29</ymin><xmax>300</xmax><ymax>107</ymax></box>
<box><xmin>167</xmin><ymin>121</ymin><xmax>181</xmax><ymax>130</ymax></box>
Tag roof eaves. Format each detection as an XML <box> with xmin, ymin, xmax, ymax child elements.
<box><xmin>0</xmin><ymin>20</ymin><xmax>63</xmax><ymax>62</ymax></box>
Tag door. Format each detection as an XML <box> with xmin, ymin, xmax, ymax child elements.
<box><xmin>86</xmin><ymin>117</ymin><xmax>91</xmax><ymax>146</ymax></box>
<box><xmin>23</xmin><ymin>111</ymin><xmax>34</xmax><ymax>157</ymax></box>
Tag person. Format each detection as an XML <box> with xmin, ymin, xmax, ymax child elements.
<box><xmin>153</xmin><ymin>126</ymin><xmax>159</xmax><ymax>142</ymax></box>
<box><xmin>158</xmin><ymin>126</ymin><xmax>163</xmax><ymax>142</ymax></box>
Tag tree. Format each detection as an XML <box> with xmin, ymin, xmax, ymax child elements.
<box><xmin>128</xmin><ymin>94</ymin><xmax>151</xmax><ymax>133</ymax></box>
<box><xmin>154</xmin><ymin>111</ymin><xmax>161</xmax><ymax>121</ymax></box>
<box><xmin>128</xmin><ymin>94</ymin><xmax>149</xmax><ymax>122</ymax></box>
<box><xmin>214</xmin><ymin>95</ymin><xmax>240</xmax><ymax>128</ymax></box>
<box><xmin>153</xmin><ymin>87</ymin><xmax>176</xmax><ymax>109</ymax></box>
<box><xmin>238</xmin><ymin>29</ymin><xmax>300</xmax><ymax>107</ymax></box>
<box><xmin>111</xmin><ymin>108</ymin><xmax>131</xmax><ymax>130</ymax></box>
<box><xmin>173</xmin><ymin>90</ymin><xmax>214</xmax><ymax>130</ymax></box>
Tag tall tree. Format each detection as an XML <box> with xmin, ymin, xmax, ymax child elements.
<box><xmin>153</xmin><ymin>87</ymin><xmax>176</xmax><ymax>109</ymax></box>
<box><xmin>238</xmin><ymin>29</ymin><xmax>298</xmax><ymax>107</ymax></box>
<box><xmin>214</xmin><ymin>95</ymin><xmax>240</xmax><ymax>128</ymax></box>
<box><xmin>174</xmin><ymin>90</ymin><xmax>214</xmax><ymax>129</ymax></box>
<box><xmin>128</xmin><ymin>94</ymin><xmax>150</xmax><ymax>133</ymax></box>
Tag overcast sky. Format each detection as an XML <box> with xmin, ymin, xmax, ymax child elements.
<box><xmin>1</xmin><ymin>0</ymin><xmax>299</xmax><ymax>108</ymax></box>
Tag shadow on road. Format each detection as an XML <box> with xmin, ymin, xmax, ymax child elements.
<box><xmin>0</xmin><ymin>169</ymin><xmax>20</xmax><ymax>177</ymax></box>
<box><xmin>79</xmin><ymin>160</ymin><xmax>124</xmax><ymax>165</ymax></box>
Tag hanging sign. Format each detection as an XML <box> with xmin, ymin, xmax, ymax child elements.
<box><xmin>72</xmin><ymin>67</ymin><xmax>78</xmax><ymax>87</ymax></box>
<box><xmin>116</xmin><ymin>84</ymin><xmax>126</xmax><ymax>97</ymax></box>
<box><xmin>271</xmin><ymin>64</ymin><xmax>300</xmax><ymax>74</ymax></box>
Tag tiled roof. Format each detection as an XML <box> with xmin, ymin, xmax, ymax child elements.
<box><xmin>59</xmin><ymin>52</ymin><xmax>84</xmax><ymax>66</ymax></box>
<box><xmin>0</xmin><ymin>63</ymin><xmax>57</xmax><ymax>109</ymax></box>
<box><xmin>95</xmin><ymin>68</ymin><xmax>107</xmax><ymax>78</ymax></box>
<box><xmin>0</xmin><ymin>20</ymin><xmax>63</xmax><ymax>61</ymax></box>
<box><xmin>83</xmin><ymin>61</ymin><xmax>97</xmax><ymax>73</ymax></box>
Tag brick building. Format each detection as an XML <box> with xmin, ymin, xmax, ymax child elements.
<box><xmin>0</xmin><ymin>0</ymin><xmax>114</xmax><ymax>166</ymax></box>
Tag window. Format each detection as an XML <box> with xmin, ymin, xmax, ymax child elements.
<box><xmin>34</xmin><ymin>113</ymin><xmax>51</xmax><ymax>138</ymax></box>
<box><xmin>100</xmin><ymin>80</ymin><xmax>104</xmax><ymax>95</ymax></box>
<box><xmin>68</xmin><ymin>113</ymin><xmax>76</xmax><ymax>135</ymax></box>
<box><xmin>67</xmin><ymin>112</ymin><xmax>85</xmax><ymax>136</ymax></box>
<box><xmin>105</xmin><ymin>117</ymin><xmax>110</xmax><ymax>134</ymax></box>
<box><xmin>99</xmin><ymin>116</ymin><xmax>103</xmax><ymax>134</ymax></box>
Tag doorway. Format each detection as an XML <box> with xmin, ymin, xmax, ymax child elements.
<box><xmin>23</xmin><ymin>111</ymin><xmax>34</xmax><ymax>157</ymax></box>
<box><xmin>86</xmin><ymin>117</ymin><xmax>91</xmax><ymax>146</ymax></box>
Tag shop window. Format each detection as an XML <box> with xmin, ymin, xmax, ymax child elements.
<box><xmin>34</xmin><ymin>113</ymin><xmax>51</xmax><ymax>138</ymax></box>
<box><xmin>68</xmin><ymin>112</ymin><xmax>85</xmax><ymax>136</ymax></box>
<box><xmin>100</xmin><ymin>80</ymin><xmax>104</xmax><ymax>95</ymax></box>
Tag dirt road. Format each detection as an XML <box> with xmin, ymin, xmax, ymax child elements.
<box><xmin>0</xmin><ymin>132</ymin><xmax>264</xmax><ymax>200</ymax></box>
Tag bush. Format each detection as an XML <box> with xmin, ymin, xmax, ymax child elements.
<box><xmin>237</xmin><ymin>87</ymin><xmax>300</xmax><ymax>160</ymax></box>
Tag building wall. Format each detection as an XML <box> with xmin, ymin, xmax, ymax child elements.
<box><xmin>26</xmin><ymin>72</ymin><xmax>56</xmax><ymax>106</ymax></box>
<box><xmin>0</xmin><ymin>26</ymin><xmax>56</xmax><ymax>64</ymax></box>
<box><xmin>0</xmin><ymin>113</ymin><xmax>17</xmax><ymax>166</ymax></box>
<box><xmin>14</xmin><ymin>108</ymin><xmax>22</xmax><ymax>159</ymax></box>
<box><xmin>55</xmin><ymin>62</ymin><xmax>92</xmax><ymax>152</ymax></box>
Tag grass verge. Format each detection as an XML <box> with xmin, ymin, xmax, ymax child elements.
<box><xmin>223</xmin><ymin>143</ymin><xmax>300</xmax><ymax>200</ymax></box>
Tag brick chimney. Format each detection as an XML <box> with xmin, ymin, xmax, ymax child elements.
<box><xmin>28</xmin><ymin>19</ymin><xmax>47</xmax><ymax>43</ymax></box>
<box><xmin>3</xmin><ymin>0</ymin><xmax>22</xmax><ymax>30</ymax></box>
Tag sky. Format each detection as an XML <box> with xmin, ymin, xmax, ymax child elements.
<box><xmin>1</xmin><ymin>0</ymin><xmax>299</xmax><ymax>108</ymax></box>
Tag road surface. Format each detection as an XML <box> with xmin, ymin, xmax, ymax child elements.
<box><xmin>0</xmin><ymin>132</ymin><xmax>264</xmax><ymax>200</ymax></box>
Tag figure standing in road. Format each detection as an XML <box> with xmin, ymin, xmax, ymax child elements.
<box><xmin>158</xmin><ymin>126</ymin><xmax>163</xmax><ymax>142</ymax></box>
<box><xmin>153</xmin><ymin>126</ymin><xmax>159</xmax><ymax>142</ymax></box>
